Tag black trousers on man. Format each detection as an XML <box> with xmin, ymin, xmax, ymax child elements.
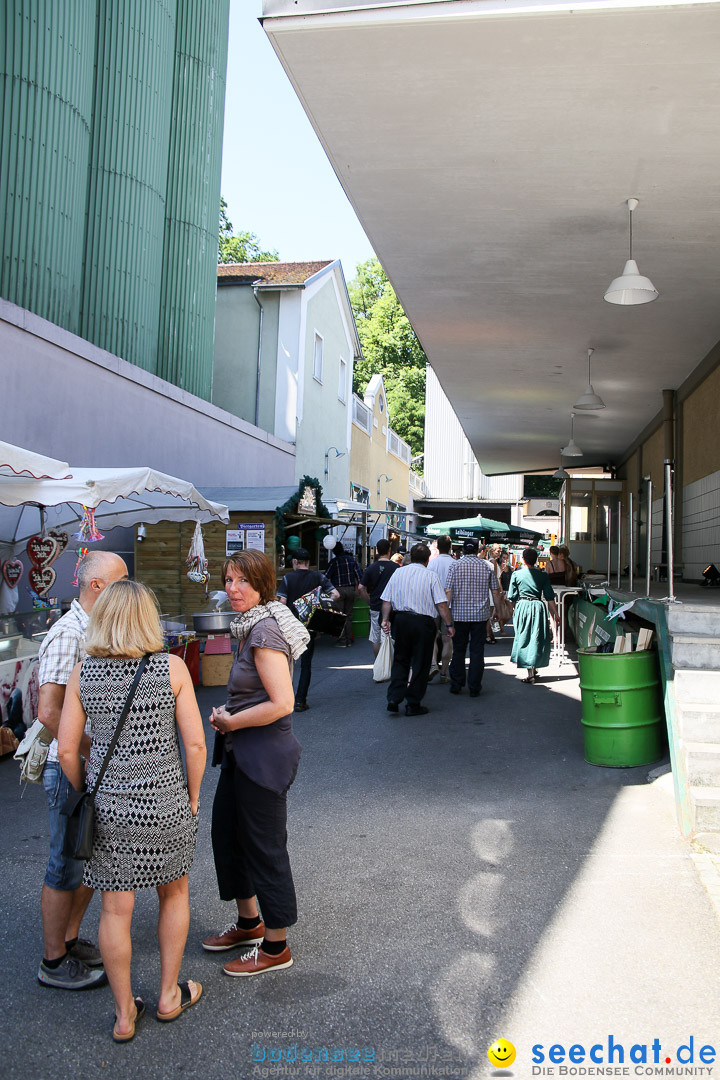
<box><xmin>295</xmin><ymin>631</ymin><xmax>315</xmax><ymax>705</ymax></box>
<box><xmin>387</xmin><ymin>611</ymin><xmax>437</xmax><ymax>707</ymax></box>
<box><xmin>449</xmin><ymin>620</ymin><xmax>486</xmax><ymax>693</ymax></box>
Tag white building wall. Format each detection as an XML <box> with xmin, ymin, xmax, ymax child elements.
<box><xmin>425</xmin><ymin>366</ymin><xmax>522</xmax><ymax>502</ymax></box>
<box><xmin>274</xmin><ymin>291</ymin><xmax>303</xmax><ymax>444</ymax></box>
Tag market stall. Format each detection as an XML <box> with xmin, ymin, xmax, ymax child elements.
<box><xmin>0</xmin><ymin>447</ymin><xmax>229</xmax><ymax>745</ymax></box>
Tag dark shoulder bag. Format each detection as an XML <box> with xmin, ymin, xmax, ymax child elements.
<box><xmin>61</xmin><ymin>655</ymin><xmax>150</xmax><ymax>861</ymax></box>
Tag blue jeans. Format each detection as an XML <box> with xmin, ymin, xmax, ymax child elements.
<box><xmin>43</xmin><ymin>761</ymin><xmax>85</xmax><ymax>891</ymax></box>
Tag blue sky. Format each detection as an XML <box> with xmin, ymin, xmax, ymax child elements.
<box><xmin>220</xmin><ymin>2</ymin><xmax>375</xmax><ymax>283</ymax></box>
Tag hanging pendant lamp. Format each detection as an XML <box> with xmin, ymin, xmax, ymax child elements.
<box><xmin>573</xmin><ymin>348</ymin><xmax>606</xmax><ymax>411</ymax></box>
<box><xmin>553</xmin><ymin>459</ymin><xmax>570</xmax><ymax>480</ymax></box>
<box><xmin>561</xmin><ymin>413</ymin><xmax>583</xmax><ymax>457</ymax></box>
<box><xmin>604</xmin><ymin>198</ymin><xmax>659</xmax><ymax>305</ymax></box>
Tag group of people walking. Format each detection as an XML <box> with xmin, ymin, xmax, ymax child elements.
<box><xmin>39</xmin><ymin>547</ymin><xmax>309</xmax><ymax>1043</ymax></box>
<box><xmin>376</xmin><ymin>537</ymin><xmax>560</xmax><ymax>713</ymax></box>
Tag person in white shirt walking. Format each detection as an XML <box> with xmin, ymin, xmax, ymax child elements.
<box><xmin>380</xmin><ymin>544</ymin><xmax>455</xmax><ymax>716</ymax></box>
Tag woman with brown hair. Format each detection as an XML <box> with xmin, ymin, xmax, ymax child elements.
<box><xmin>202</xmin><ymin>550</ymin><xmax>309</xmax><ymax>977</ymax></box>
<box><xmin>58</xmin><ymin>580</ymin><xmax>206</xmax><ymax>1040</ymax></box>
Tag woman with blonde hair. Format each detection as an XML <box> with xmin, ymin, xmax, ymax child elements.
<box><xmin>202</xmin><ymin>549</ymin><xmax>309</xmax><ymax>978</ymax></box>
<box><xmin>58</xmin><ymin>580</ymin><xmax>206</xmax><ymax>1041</ymax></box>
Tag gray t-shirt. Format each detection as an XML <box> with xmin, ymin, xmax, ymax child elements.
<box><xmin>217</xmin><ymin>618</ymin><xmax>301</xmax><ymax>794</ymax></box>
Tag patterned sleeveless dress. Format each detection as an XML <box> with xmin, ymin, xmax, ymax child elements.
<box><xmin>79</xmin><ymin>652</ymin><xmax>198</xmax><ymax>891</ymax></box>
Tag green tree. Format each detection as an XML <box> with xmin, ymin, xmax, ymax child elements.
<box><xmin>218</xmin><ymin>197</ymin><xmax>279</xmax><ymax>264</ymax></box>
<box><xmin>348</xmin><ymin>258</ymin><xmax>426</xmax><ymax>458</ymax></box>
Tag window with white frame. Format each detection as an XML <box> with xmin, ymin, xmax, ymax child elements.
<box><xmin>313</xmin><ymin>332</ymin><xmax>323</xmax><ymax>383</ymax></box>
<box><xmin>351</xmin><ymin>483</ymin><xmax>370</xmax><ymax>505</ymax></box>
<box><xmin>386</xmin><ymin>498</ymin><xmax>407</xmax><ymax>531</ymax></box>
<box><xmin>352</xmin><ymin>395</ymin><xmax>372</xmax><ymax>433</ymax></box>
<box><xmin>338</xmin><ymin>357</ymin><xmax>347</xmax><ymax>402</ymax></box>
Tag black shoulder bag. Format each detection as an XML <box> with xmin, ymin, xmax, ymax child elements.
<box><xmin>61</xmin><ymin>655</ymin><xmax>150</xmax><ymax>861</ymax></box>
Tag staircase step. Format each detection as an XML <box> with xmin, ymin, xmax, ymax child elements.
<box><xmin>682</xmin><ymin>741</ymin><xmax>720</xmax><ymax>784</ymax></box>
<box><xmin>675</xmin><ymin>668</ymin><xmax>720</xmax><ymax>705</ymax></box>
<box><xmin>671</xmin><ymin>635</ymin><xmax>720</xmax><ymax>670</ymax></box>
<box><xmin>667</xmin><ymin>606</ymin><xmax>720</xmax><ymax>637</ymax></box>
<box><xmin>690</xmin><ymin>787</ymin><xmax>720</xmax><ymax>831</ymax></box>
<box><xmin>676</xmin><ymin>706</ymin><xmax>720</xmax><ymax>742</ymax></box>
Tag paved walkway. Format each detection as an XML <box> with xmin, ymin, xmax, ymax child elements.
<box><xmin>1</xmin><ymin>633</ymin><xmax>719</xmax><ymax>1080</ymax></box>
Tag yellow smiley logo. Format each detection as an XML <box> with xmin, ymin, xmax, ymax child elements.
<box><xmin>488</xmin><ymin>1039</ymin><xmax>516</xmax><ymax>1069</ymax></box>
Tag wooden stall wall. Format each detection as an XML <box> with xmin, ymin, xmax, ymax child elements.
<box><xmin>136</xmin><ymin>514</ymin><xmax>277</xmax><ymax>618</ymax></box>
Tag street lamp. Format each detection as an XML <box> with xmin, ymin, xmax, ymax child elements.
<box><xmin>377</xmin><ymin>473</ymin><xmax>392</xmax><ymax>499</ymax></box>
<box><xmin>324</xmin><ymin>445</ymin><xmax>345</xmax><ymax>479</ymax></box>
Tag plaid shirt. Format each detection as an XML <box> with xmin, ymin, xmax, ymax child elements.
<box><xmin>445</xmin><ymin>556</ymin><xmax>498</xmax><ymax>622</ymax></box>
<box><xmin>326</xmin><ymin>552</ymin><xmax>362</xmax><ymax>589</ymax></box>
<box><xmin>37</xmin><ymin>599</ymin><xmax>89</xmax><ymax>764</ymax></box>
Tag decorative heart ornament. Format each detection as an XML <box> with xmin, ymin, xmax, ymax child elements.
<box><xmin>27</xmin><ymin>535</ymin><xmax>59</xmax><ymax>568</ymax></box>
<box><xmin>48</xmin><ymin>529</ymin><xmax>70</xmax><ymax>558</ymax></box>
<box><xmin>29</xmin><ymin>565</ymin><xmax>56</xmax><ymax>597</ymax></box>
<box><xmin>2</xmin><ymin>559</ymin><xmax>23</xmax><ymax>587</ymax></box>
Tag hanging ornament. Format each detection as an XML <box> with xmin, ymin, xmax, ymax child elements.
<box><xmin>29</xmin><ymin>565</ymin><xmax>56</xmax><ymax>597</ymax></box>
<box><xmin>48</xmin><ymin>529</ymin><xmax>70</xmax><ymax>558</ymax></box>
<box><xmin>27</xmin><ymin>534</ymin><xmax>59</xmax><ymax>568</ymax></box>
<box><xmin>2</xmin><ymin>559</ymin><xmax>23</xmax><ymax>587</ymax></box>
<box><xmin>71</xmin><ymin>547</ymin><xmax>89</xmax><ymax>587</ymax></box>
<box><xmin>186</xmin><ymin>522</ymin><xmax>209</xmax><ymax>584</ymax></box>
<box><xmin>72</xmin><ymin>506</ymin><xmax>104</xmax><ymax>542</ymax></box>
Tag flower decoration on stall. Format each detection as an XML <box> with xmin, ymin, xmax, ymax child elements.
<box><xmin>72</xmin><ymin>506</ymin><xmax>104</xmax><ymax>542</ymax></box>
<box><xmin>71</xmin><ymin>547</ymin><xmax>89</xmax><ymax>587</ymax></box>
<box><xmin>186</xmin><ymin>522</ymin><xmax>209</xmax><ymax>585</ymax></box>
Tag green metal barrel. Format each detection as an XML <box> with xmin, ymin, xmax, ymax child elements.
<box><xmin>578</xmin><ymin>649</ymin><xmax>664</xmax><ymax>767</ymax></box>
<box><xmin>352</xmin><ymin>599</ymin><xmax>370</xmax><ymax>639</ymax></box>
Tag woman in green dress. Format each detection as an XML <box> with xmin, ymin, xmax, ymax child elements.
<box><xmin>507</xmin><ymin>548</ymin><xmax>560</xmax><ymax>683</ymax></box>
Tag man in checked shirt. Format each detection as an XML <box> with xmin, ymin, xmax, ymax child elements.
<box><xmin>445</xmin><ymin>538</ymin><xmax>499</xmax><ymax>697</ymax></box>
<box><xmin>36</xmin><ymin>549</ymin><xmax>127</xmax><ymax>990</ymax></box>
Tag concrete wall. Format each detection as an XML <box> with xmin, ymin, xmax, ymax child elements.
<box><xmin>296</xmin><ymin>276</ymin><xmax>353</xmax><ymax>501</ymax></box>
<box><xmin>682</xmin><ymin>471</ymin><xmax>720</xmax><ymax>580</ymax></box>
<box><xmin>683</xmin><ymin>362</ymin><xmax>720</xmax><ymax>488</ymax></box>
<box><xmin>0</xmin><ymin>299</ymin><xmax>295</xmax><ymax>488</ymax></box>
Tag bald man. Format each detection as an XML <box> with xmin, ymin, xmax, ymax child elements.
<box><xmin>37</xmin><ymin>550</ymin><xmax>127</xmax><ymax>990</ymax></box>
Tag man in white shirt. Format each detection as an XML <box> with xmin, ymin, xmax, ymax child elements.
<box><xmin>380</xmin><ymin>543</ymin><xmax>455</xmax><ymax>716</ymax></box>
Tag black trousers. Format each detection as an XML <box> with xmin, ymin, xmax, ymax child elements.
<box><xmin>295</xmin><ymin>631</ymin><xmax>315</xmax><ymax>704</ymax></box>
<box><xmin>388</xmin><ymin>611</ymin><xmax>437</xmax><ymax>707</ymax></box>
<box><xmin>211</xmin><ymin>757</ymin><xmax>297</xmax><ymax>929</ymax></box>
<box><xmin>449</xmin><ymin>620</ymin><xmax>486</xmax><ymax>693</ymax></box>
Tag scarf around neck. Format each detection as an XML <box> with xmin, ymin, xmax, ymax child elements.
<box><xmin>230</xmin><ymin>600</ymin><xmax>310</xmax><ymax>660</ymax></box>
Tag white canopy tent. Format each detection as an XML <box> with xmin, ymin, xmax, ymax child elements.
<box><xmin>0</xmin><ymin>441</ymin><xmax>71</xmax><ymax>480</ymax></box>
<box><xmin>0</xmin><ymin>466</ymin><xmax>229</xmax><ymax>554</ymax></box>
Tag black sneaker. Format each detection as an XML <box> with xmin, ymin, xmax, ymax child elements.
<box><xmin>38</xmin><ymin>955</ymin><xmax>107</xmax><ymax>990</ymax></box>
<box><xmin>68</xmin><ymin>937</ymin><xmax>103</xmax><ymax>967</ymax></box>
<box><xmin>386</xmin><ymin>701</ymin><xmax>400</xmax><ymax>713</ymax></box>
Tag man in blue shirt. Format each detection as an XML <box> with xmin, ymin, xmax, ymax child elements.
<box><xmin>326</xmin><ymin>543</ymin><xmax>362</xmax><ymax>648</ymax></box>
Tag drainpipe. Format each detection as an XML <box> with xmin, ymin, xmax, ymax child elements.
<box><xmin>663</xmin><ymin>389</ymin><xmax>675</xmax><ymax>600</ymax></box>
<box><xmin>253</xmin><ymin>286</ymin><xmax>264</xmax><ymax>428</ymax></box>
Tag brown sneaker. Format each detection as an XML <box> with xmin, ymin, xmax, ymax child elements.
<box><xmin>201</xmin><ymin>921</ymin><xmax>265</xmax><ymax>952</ymax></box>
<box><xmin>223</xmin><ymin>944</ymin><xmax>293</xmax><ymax>977</ymax></box>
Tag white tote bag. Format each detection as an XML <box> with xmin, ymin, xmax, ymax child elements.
<box><xmin>373</xmin><ymin>632</ymin><xmax>394</xmax><ymax>682</ymax></box>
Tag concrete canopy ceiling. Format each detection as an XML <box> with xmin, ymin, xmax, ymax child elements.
<box><xmin>262</xmin><ymin>0</ymin><xmax>720</xmax><ymax>475</ymax></box>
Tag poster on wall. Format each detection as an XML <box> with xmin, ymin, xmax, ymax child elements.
<box><xmin>226</xmin><ymin>524</ymin><xmax>265</xmax><ymax>555</ymax></box>
<box><xmin>225</xmin><ymin>530</ymin><xmax>244</xmax><ymax>555</ymax></box>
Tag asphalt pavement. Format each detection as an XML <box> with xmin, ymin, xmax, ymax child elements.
<box><xmin>1</xmin><ymin>632</ymin><xmax>719</xmax><ymax>1080</ymax></box>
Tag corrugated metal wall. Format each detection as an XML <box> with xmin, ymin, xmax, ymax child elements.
<box><xmin>157</xmin><ymin>0</ymin><xmax>229</xmax><ymax>399</ymax></box>
<box><xmin>0</xmin><ymin>1</ymin><xmax>95</xmax><ymax>331</ymax></box>
<box><xmin>1</xmin><ymin>0</ymin><xmax>228</xmax><ymax>393</ymax></box>
<box><xmin>80</xmin><ymin>0</ymin><xmax>176</xmax><ymax>373</ymax></box>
